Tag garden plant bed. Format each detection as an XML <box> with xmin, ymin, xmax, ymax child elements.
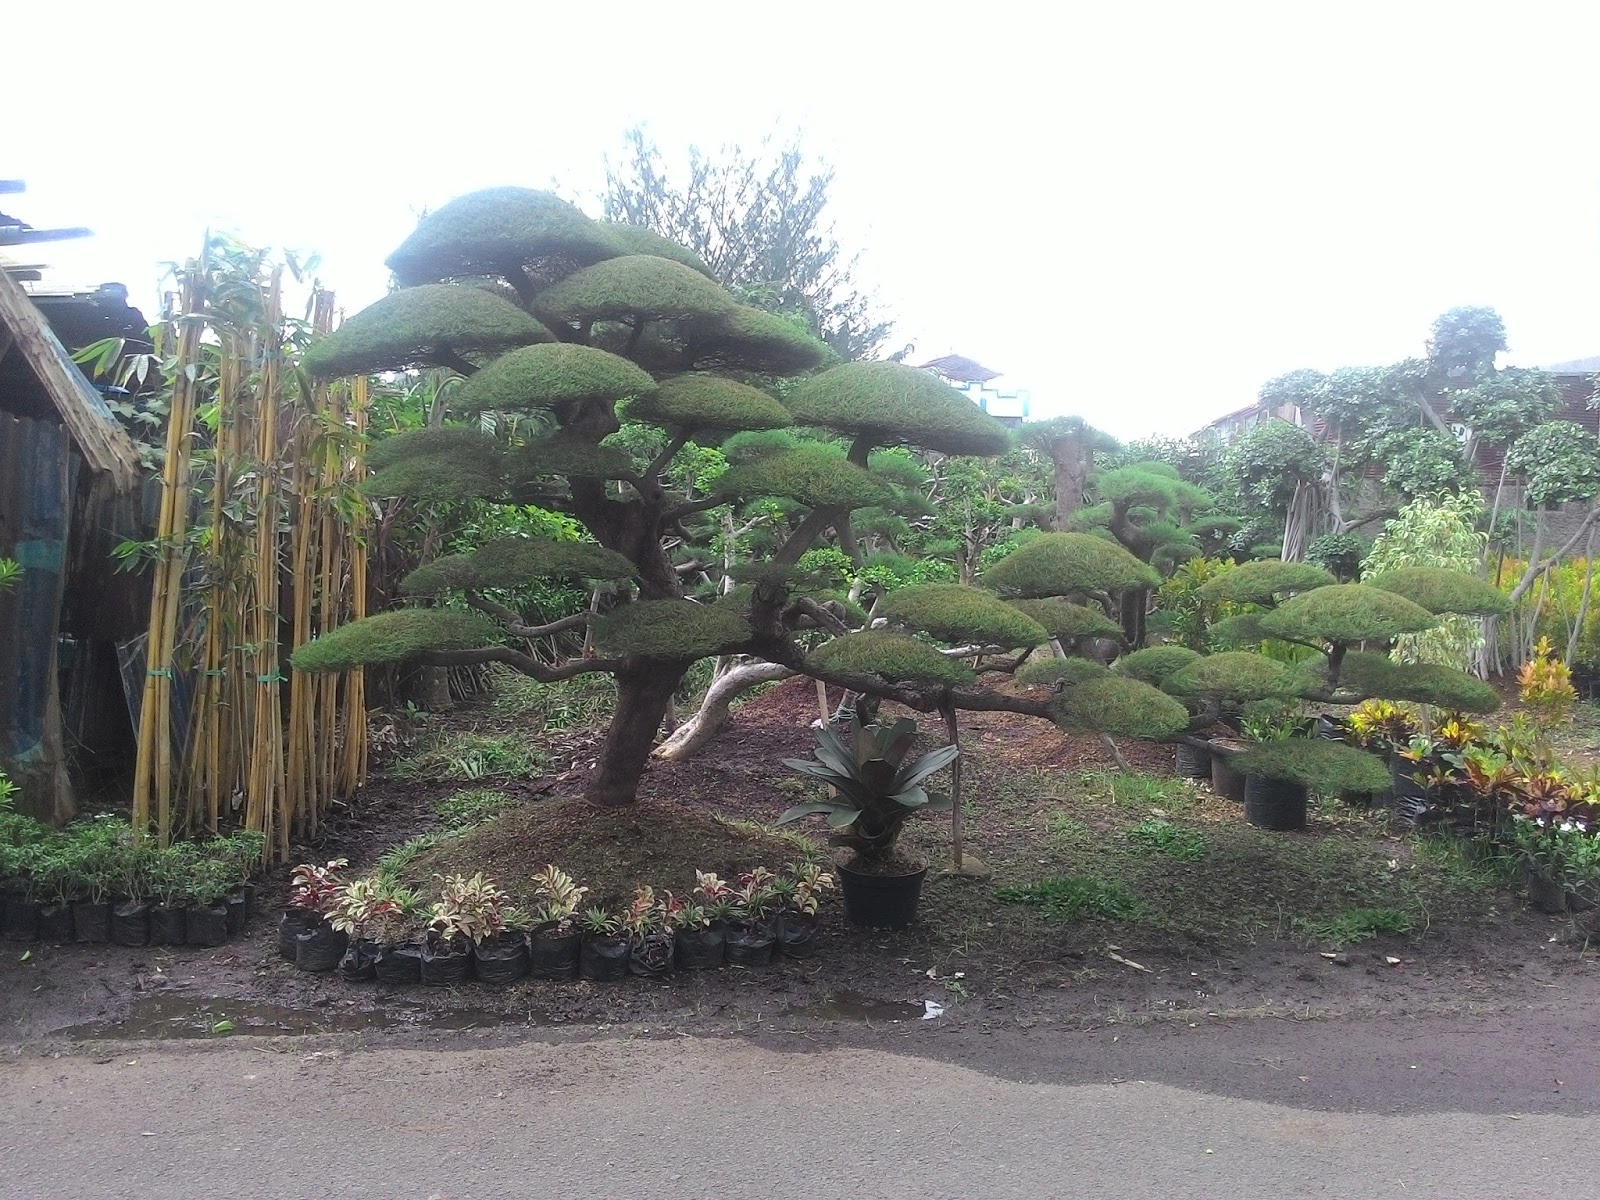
<box><xmin>5</xmin><ymin>678</ymin><xmax>1599</xmax><ymax>1046</ymax></box>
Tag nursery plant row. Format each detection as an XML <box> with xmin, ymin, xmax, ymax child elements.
<box><xmin>0</xmin><ymin>806</ymin><xmax>263</xmax><ymax>948</ymax></box>
<box><xmin>280</xmin><ymin>859</ymin><xmax>835</xmax><ymax>986</ymax></box>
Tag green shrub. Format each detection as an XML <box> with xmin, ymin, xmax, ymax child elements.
<box><xmin>880</xmin><ymin>584</ymin><xmax>1048</xmax><ymax>649</ymax></box>
<box><xmin>808</xmin><ymin>631</ymin><xmax>975</xmax><ymax>686</ymax></box>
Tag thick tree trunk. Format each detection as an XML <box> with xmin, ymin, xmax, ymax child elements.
<box><xmin>653</xmin><ymin>660</ymin><xmax>794</xmax><ymax>762</ymax></box>
<box><xmin>585</xmin><ymin>664</ymin><xmax>688</xmax><ymax>806</ymax></box>
<box><xmin>1051</xmin><ymin>436</ymin><xmax>1087</xmax><ymax>529</ymax></box>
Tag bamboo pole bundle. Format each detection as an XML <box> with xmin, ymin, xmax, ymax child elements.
<box><xmin>133</xmin><ymin>253</ymin><xmax>369</xmax><ymax>861</ymax></box>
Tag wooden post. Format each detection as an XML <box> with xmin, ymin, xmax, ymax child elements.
<box><xmin>941</xmin><ymin>696</ymin><xmax>963</xmax><ymax>872</ymax></box>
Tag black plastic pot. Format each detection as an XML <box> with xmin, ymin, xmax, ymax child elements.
<box><xmin>774</xmin><ymin>910</ymin><xmax>821</xmax><ymax>959</ymax></box>
<box><xmin>188</xmin><ymin>905</ymin><xmax>231</xmax><ymax>948</ymax></box>
<box><xmin>579</xmin><ymin>935</ymin><xmax>629</xmax><ymax>982</ymax></box>
<box><xmin>338</xmin><ymin>938</ymin><xmax>382</xmax><ymax>982</ymax></box>
<box><xmin>674</xmin><ymin>924</ymin><xmax>726</xmax><ymax>971</ymax></box>
<box><xmin>628</xmin><ymin>932</ymin><xmax>675</xmax><ymax>978</ymax></box>
<box><xmin>374</xmin><ymin>941</ymin><xmax>424</xmax><ymax>985</ymax></box>
<box><xmin>473</xmin><ymin>932</ymin><xmax>530</xmax><ymax>986</ymax></box>
<box><xmin>224</xmin><ymin>892</ymin><xmax>248</xmax><ymax>937</ymax></box>
<box><xmin>529</xmin><ymin>928</ymin><xmax>581</xmax><ymax>980</ymax></box>
<box><xmin>1243</xmin><ymin>775</ymin><xmax>1308</xmax><ymax>831</ymax></box>
<box><xmin>1315</xmin><ymin>714</ymin><xmax>1346</xmax><ymax>742</ymax></box>
<box><xmin>38</xmin><ymin>903</ymin><xmax>74</xmax><ymax>943</ymax></box>
<box><xmin>420</xmin><ymin>938</ymin><xmax>472</xmax><ymax>986</ymax></box>
<box><xmin>1388</xmin><ymin>755</ymin><xmax>1431</xmax><ymax>828</ymax></box>
<box><xmin>151</xmin><ymin>905</ymin><xmax>188</xmax><ymax>946</ymax></box>
<box><xmin>111</xmin><ymin>903</ymin><xmax>150</xmax><ymax>947</ymax></box>
<box><xmin>240</xmin><ymin>883</ymin><xmax>257</xmax><ymax>921</ymax></box>
<box><xmin>2</xmin><ymin>897</ymin><xmax>39</xmax><ymax>942</ymax></box>
<box><xmin>73</xmin><ymin>900</ymin><xmax>112</xmax><ymax>943</ymax></box>
<box><xmin>294</xmin><ymin>921</ymin><xmax>346</xmax><ymax>969</ymax></box>
<box><xmin>837</xmin><ymin>860</ymin><xmax>927</xmax><ymax>930</ymax></box>
<box><xmin>1525</xmin><ymin>866</ymin><xmax>1568</xmax><ymax>914</ymax></box>
<box><xmin>1209</xmin><ymin>743</ymin><xmax>1248</xmax><ymax>803</ymax></box>
<box><xmin>278</xmin><ymin>909</ymin><xmax>318</xmax><ymax>961</ymax></box>
<box><xmin>1174</xmin><ymin>743</ymin><xmax>1211</xmax><ymax>780</ymax></box>
<box><xmin>725</xmin><ymin>920</ymin><xmax>776</xmax><ymax>965</ymax></box>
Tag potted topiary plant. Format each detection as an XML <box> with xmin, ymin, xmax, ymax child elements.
<box><xmin>283</xmin><ymin>858</ymin><xmax>347</xmax><ymax>965</ymax></box>
<box><xmin>620</xmin><ymin>885</ymin><xmax>675</xmax><ymax>978</ymax></box>
<box><xmin>772</xmin><ymin>861</ymin><xmax>833</xmax><ymax>958</ymax></box>
<box><xmin>31</xmin><ymin>838</ymin><xmax>77</xmax><ymax>943</ymax></box>
<box><xmin>577</xmin><ymin>905</ymin><xmax>628</xmax><ymax>982</ymax></box>
<box><xmin>778</xmin><ymin>715</ymin><xmax>958</xmax><ymax>929</ymax></box>
<box><xmin>528</xmin><ymin>864</ymin><xmax>587</xmax><ymax>981</ymax></box>
<box><xmin>370</xmin><ymin>885</ymin><xmax>428</xmax><ymax>984</ymax></box>
<box><xmin>1228</xmin><ymin>739</ymin><xmax>1392</xmax><ymax>831</ymax></box>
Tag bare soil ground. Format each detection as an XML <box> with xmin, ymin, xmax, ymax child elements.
<box><xmin>4</xmin><ymin>678</ymin><xmax>1597</xmax><ymax>1049</ymax></box>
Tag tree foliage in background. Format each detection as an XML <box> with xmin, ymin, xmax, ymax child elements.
<box><xmin>603</xmin><ymin>126</ymin><xmax>891</xmax><ymax>362</ymax></box>
<box><xmin>1362</xmin><ymin>492</ymin><xmax>1488</xmax><ymax>671</ymax></box>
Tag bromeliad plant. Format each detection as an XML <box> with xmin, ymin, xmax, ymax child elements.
<box><xmin>785</xmin><ymin>861</ymin><xmax>835</xmax><ymax>916</ymax></box>
<box><xmin>729</xmin><ymin>868</ymin><xmax>779</xmax><ymax>929</ymax></box>
<box><xmin>777</xmin><ymin>716</ymin><xmax>958</xmax><ymax>864</ymax></box>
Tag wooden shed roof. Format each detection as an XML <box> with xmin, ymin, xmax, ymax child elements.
<box><xmin>0</xmin><ymin>264</ymin><xmax>141</xmax><ymax>491</ymax></box>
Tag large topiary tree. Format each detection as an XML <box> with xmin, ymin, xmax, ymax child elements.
<box><xmin>302</xmin><ymin>188</ymin><xmax>1189</xmax><ymax>807</ymax></box>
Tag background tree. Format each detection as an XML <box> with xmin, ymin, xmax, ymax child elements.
<box><xmin>603</xmin><ymin>127</ymin><xmax>891</xmax><ymax>362</ymax></box>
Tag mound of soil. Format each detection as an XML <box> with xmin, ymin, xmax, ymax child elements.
<box><xmin>401</xmin><ymin>795</ymin><xmax>805</xmax><ymax>908</ymax></box>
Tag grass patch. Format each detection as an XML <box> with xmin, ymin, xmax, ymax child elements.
<box><xmin>374</xmin><ymin>832</ymin><xmax>448</xmax><ymax>885</ymax></box>
<box><xmin>489</xmin><ymin>666</ymin><xmax>615</xmax><ymax>731</ymax></box>
<box><xmin>435</xmin><ymin>788</ymin><xmax>516</xmax><ymax>829</ymax></box>
<box><xmin>1063</xmin><ymin>769</ymin><xmax>1199</xmax><ymax>813</ymax></box>
<box><xmin>1126</xmin><ymin>819</ymin><xmax>1206</xmax><ymax>861</ymax></box>
<box><xmin>995</xmin><ymin>875</ymin><xmax>1144</xmax><ymax>921</ymax></box>
<box><xmin>393</xmin><ymin>731</ymin><xmax>546</xmax><ymax>781</ymax></box>
<box><xmin>1293</xmin><ymin>906</ymin><xmax>1415</xmax><ymax>946</ymax></box>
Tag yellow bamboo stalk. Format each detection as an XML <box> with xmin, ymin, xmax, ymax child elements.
<box><xmin>341</xmin><ymin>372</ymin><xmax>371</xmax><ymax>794</ymax></box>
<box><xmin>132</xmin><ymin>258</ymin><xmax>206</xmax><ymax>845</ymax></box>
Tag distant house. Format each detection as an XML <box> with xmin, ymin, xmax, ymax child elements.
<box><xmin>1190</xmin><ymin>398</ymin><xmax>1304</xmax><ymax>445</ymax></box>
<box><xmin>918</xmin><ymin>353</ymin><xmax>1031</xmax><ymax>427</ymax></box>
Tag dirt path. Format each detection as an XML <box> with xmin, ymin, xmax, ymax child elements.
<box><xmin>7</xmin><ymin>1014</ymin><xmax>1597</xmax><ymax>1200</ymax></box>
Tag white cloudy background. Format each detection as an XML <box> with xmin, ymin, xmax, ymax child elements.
<box><xmin>9</xmin><ymin>1</ymin><xmax>1599</xmax><ymax>437</ymax></box>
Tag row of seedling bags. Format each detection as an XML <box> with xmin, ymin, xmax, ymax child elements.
<box><xmin>280</xmin><ymin>859</ymin><xmax>833</xmax><ymax>985</ymax></box>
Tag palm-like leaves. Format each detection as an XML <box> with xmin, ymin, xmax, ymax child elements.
<box><xmin>778</xmin><ymin>715</ymin><xmax>957</xmax><ymax>859</ymax></box>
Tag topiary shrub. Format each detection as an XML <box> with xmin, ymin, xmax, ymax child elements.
<box><xmin>807</xmin><ymin>631</ymin><xmax>976</xmax><ymax>686</ymax></box>
<box><xmin>590</xmin><ymin>601</ymin><xmax>752</xmax><ymax>660</ymax></box>
<box><xmin>1197</xmin><ymin>559</ymin><xmax>1335</xmax><ymax>606</ymax></box>
<box><xmin>1112</xmin><ymin>645</ymin><xmax>1203</xmax><ymax>687</ymax></box>
<box><xmin>1049</xmin><ymin>676</ymin><xmax>1190</xmax><ymax>739</ymax></box>
<box><xmin>983</xmin><ymin>532</ymin><xmax>1161</xmax><ymax>598</ymax></box>
<box><xmin>880</xmin><ymin>584</ymin><xmax>1048</xmax><ymax>649</ymax></box>
<box><xmin>1163</xmin><ymin>651</ymin><xmax>1301</xmax><ymax>701</ymax></box>
<box><xmin>1230</xmin><ymin>740</ymin><xmax>1391</xmax><ymax>794</ymax></box>
<box><xmin>291</xmin><ymin>610</ymin><xmax>501</xmax><ymax>672</ymax></box>
<box><xmin>1259</xmin><ymin>584</ymin><xmax>1436</xmax><ymax>644</ymax></box>
<box><xmin>302</xmin><ymin>284</ymin><xmax>553</xmax><ymax>377</ymax></box>
<box><xmin>1017</xmin><ymin>657</ymin><xmax>1110</xmax><ymax>687</ymax></box>
<box><xmin>784</xmin><ymin>361</ymin><xmax>1013</xmax><ymax>456</ymax></box>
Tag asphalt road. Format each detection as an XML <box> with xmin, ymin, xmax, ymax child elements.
<box><xmin>5</xmin><ymin>1030</ymin><xmax>1594</xmax><ymax>1200</ymax></box>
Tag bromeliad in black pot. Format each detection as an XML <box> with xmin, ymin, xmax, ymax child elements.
<box><xmin>281</xmin><ymin>859</ymin><xmax>347</xmax><ymax>962</ymax></box>
<box><xmin>425</xmin><ymin>872</ymin><xmax>511</xmax><ymax>986</ymax></box>
<box><xmin>672</xmin><ymin>889</ymin><xmax>727</xmax><ymax>971</ymax></box>
<box><xmin>777</xmin><ymin>715</ymin><xmax>958</xmax><ymax>931</ymax></box>
<box><xmin>722</xmin><ymin>870</ymin><xmax>778</xmax><ymax>965</ymax></box>
<box><xmin>527</xmin><ymin>864</ymin><xmax>588</xmax><ymax>980</ymax></box>
<box><xmin>771</xmin><ymin>861</ymin><xmax>835</xmax><ymax>959</ymax></box>
<box><xmin>577</xmin><ymin>906</ymin><xmax>629</xmax><ymax>982</ymax></box>
<box><xmin>621</xmin><ymin>886</ymin><xmax>675</xmax><ymax>978</ymax></box>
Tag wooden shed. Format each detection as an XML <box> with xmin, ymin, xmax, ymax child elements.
<box><xmin>0</xmin><ymin>263</ymin><xmax>144</xmax><ymax>822</ymax></box>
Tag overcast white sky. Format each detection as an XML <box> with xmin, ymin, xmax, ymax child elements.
<box><xmin>9</xmin><ymin>1</ymin><xmax>1599</xmax><ymax>438</ymax></box>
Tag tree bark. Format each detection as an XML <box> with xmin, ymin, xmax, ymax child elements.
<box><xmin>654</xmin><ymin>659</ymin><xmax>797</xmax><ymax>762</ymax></box>
<box><xmin>585</xmin><ymin>664</ymin><xmax>688</xmax><ymax>806</ymax></box>
<box><xmin>1051</xmin><ymin>435</ymin><xmax>1088</xmax><ymax>529</ymax></box>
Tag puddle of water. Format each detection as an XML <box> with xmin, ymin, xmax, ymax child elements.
<box><xmin>63</xmin><ymin>995</ymin><xmax>551</xmax><ymax>1041</ymax></box>
<box><xmin>788</xmin><ymin>990</ymin><xmax>927</xmax><ymax>1022</ymax></box>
